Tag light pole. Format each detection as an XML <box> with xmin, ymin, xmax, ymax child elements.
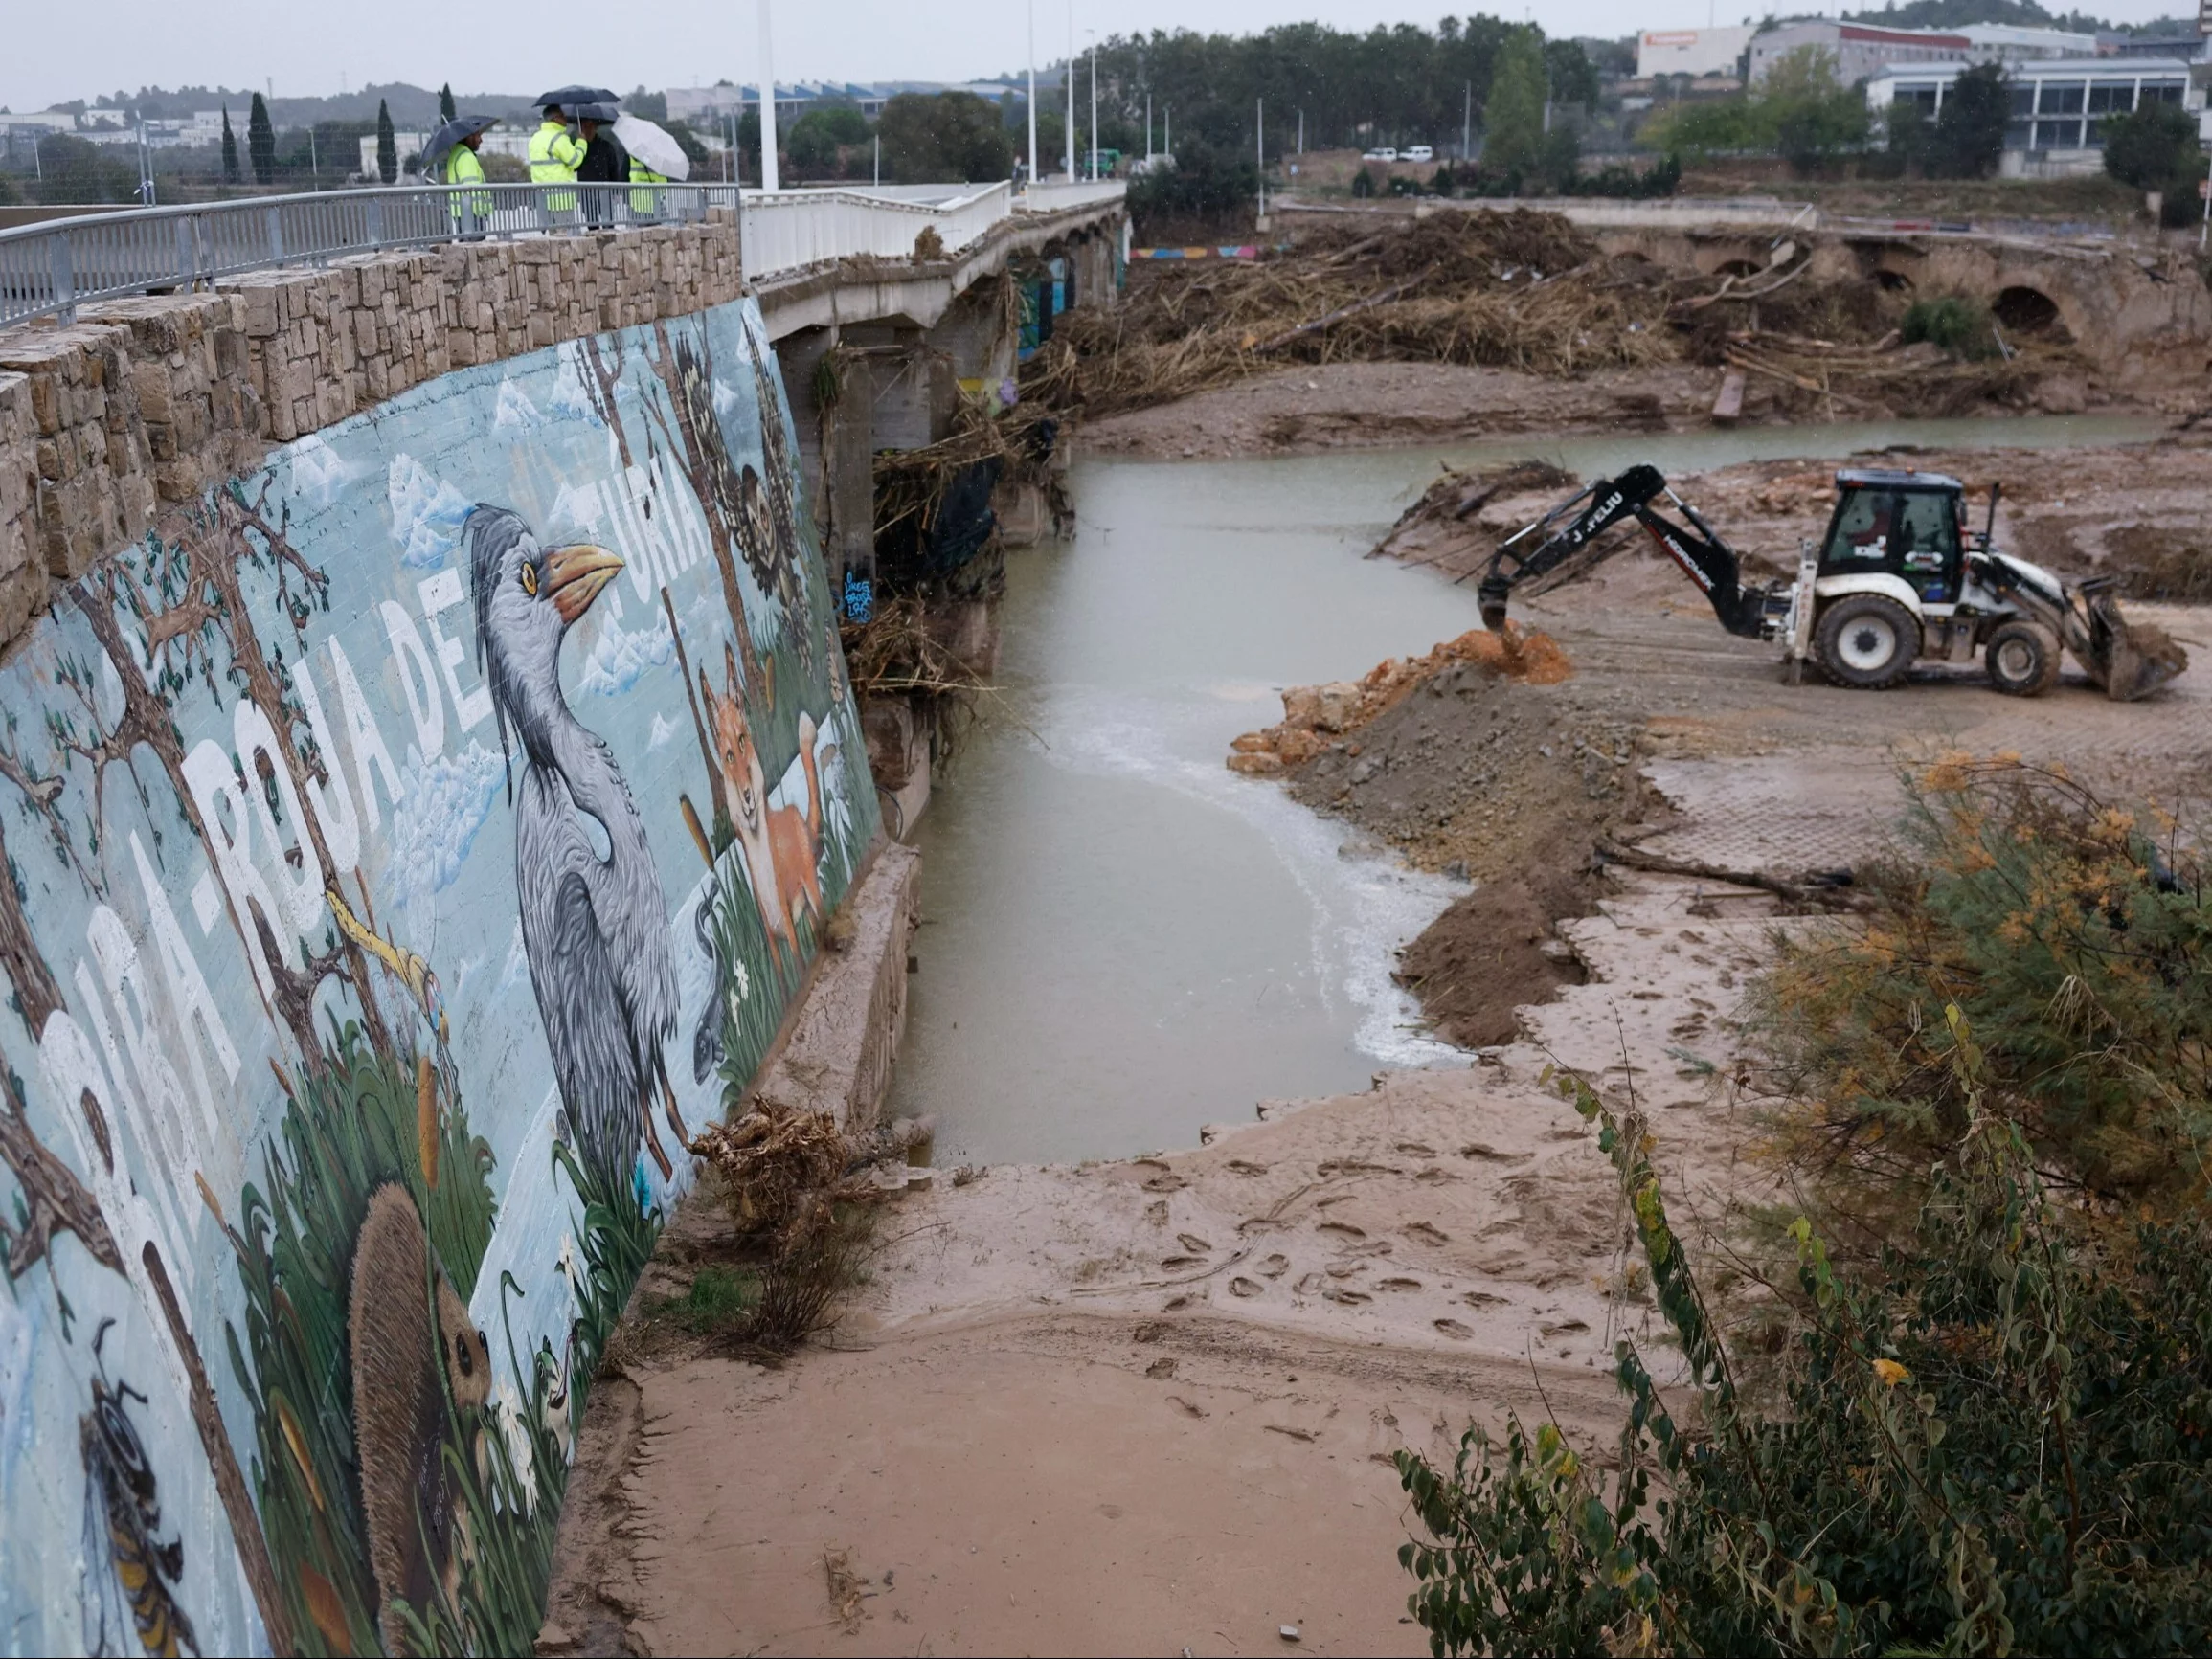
<box><xmin>1027</xmin><ymin>0</ymin><xmax>1039</xmax><ymax>190</ymax></box>
<box><xmin>1088</xmin><ymin>31</ymin><xmax>1099</xmax><ymax>181</ymax></box>
<box><xmin>1065</xmin><ymin>0</ymin><xmax>1076</xmax><ymax>182</ymax></box>
<box><xmin>1255</xmin><ymin>98</ymin><xmax>1265</xmax><ymax>223</ymax></box>
<box><xmin>757</xmin><ymin>0</ymin><xmax>779</xmax><ymax>192</ymax></box>
<box><xmin>1146</xmin><ymin>92</ymin><xmax>1152</xmax><ymax>164</ymax></box>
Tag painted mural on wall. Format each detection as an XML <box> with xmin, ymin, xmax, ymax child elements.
<box><xmin>0</xmin><ymin>296</ymin><xmax>876</xmax><ymax>1655</ymax></box>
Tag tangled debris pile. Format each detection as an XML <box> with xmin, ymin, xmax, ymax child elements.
<box><xmin>1027</xmin><ymin>208</ymin><xmax>2084</xmax><ymax>422</ymax></box>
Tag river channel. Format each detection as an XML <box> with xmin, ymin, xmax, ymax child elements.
<box><xmin>884</xmin><ymin>415</ymin><xmax>2162</xmax><ymax>1166</ymax></box>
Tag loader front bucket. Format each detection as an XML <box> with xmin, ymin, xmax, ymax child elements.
<box><xmin>2083</xmin><ymin>589</ymin><xmax>2189</xmax><ymax>702</ymax></box>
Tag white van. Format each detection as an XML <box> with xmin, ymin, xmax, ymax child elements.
<box><xmin>1404</xmin><ymin>144</ymin><xmax>1435</xmax><ymax>163</ymax></box>
<box><xmin>1360</xmin><ymin>146</ymin><xmax>1399</xmax><ymax>163</ymax></box>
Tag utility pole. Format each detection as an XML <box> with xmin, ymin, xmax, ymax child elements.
<box><xmin>308</xmin><ymin>123</ymin><xmax>318</xmax><ymax>187</ymax></box>
<box><xmin>875</xmin><ymin>132</ymin><xmax>881</xmax><ymax>187</ymax></box>
<box><xmin>757</xmin><ymin>0</ymin><xmax>779</xmax><ymax>192</ymax></box>
<box><xmin>1064</xmin><ymin>0</ymin><xmax>1076</xmax><ymax>181</ymax></box>
<box><xmin>1027</xmin><ymin>0</ymin><xmax>1039</xmax><ymax>190</ymax></box>
<box><xmin>1256</xmin><ymin>98</ymin><xmax>1265</xmax><ymax>222</ymax></box>
<box><xmin>1145</xmin><ymin>92</ymin><xmax>1153</xmax><ymax>163</ymax></box>
<box><xmin>1088</xmin><ymin>32</ymin><xmax>1099</xmax><ymax>180</ymax></box>
<box><xmin>1463</xmin><ymin>81</ymin><xmax>1472</xmax><ymax>161</ymax></box>
<box><xmin>1298</xmin><ymin>108</ymin><xmax>1303</xmax><ymax>153</ymax></box>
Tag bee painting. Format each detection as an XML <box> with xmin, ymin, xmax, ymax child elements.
<box><xmin>78</xmin><ymin>1319</ymin><xmax>198</xmax><ymax>1658</ymax></box>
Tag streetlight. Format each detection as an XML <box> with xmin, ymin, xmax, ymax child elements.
<box><xmin>1065</xmin><ymin>0</ymin><xmax>1076</xmax><ymax>182</ymax></box>
<box><xmin>1088</xmin><ymin>30</ymin><xmax>1099</xmax><ymax>181</ymax></box>
<box><xmin>757</xmin><ymin>0</ymin><xmax>779</xmax><ymax>192</ymax></box>
<box><xmin>1027</xmin><ymin>0</ymin><xmax>1039</xmax><ymax>191</ymax></box>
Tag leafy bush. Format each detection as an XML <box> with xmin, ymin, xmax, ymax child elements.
<box><xmin>1930</xmin><ymin>62</ymin><xmax>2011</xmax><ymax>179</ymax></box>
<box><xmin>1129</xmin><ymin>140</ymin><xmax>1257</xmax><ymax>238</ymax></box>
<box><xmin>2105</xmin><ymin>100</ymin><xmax>2200</xmax><ymax>191</ymax></box>
<box><xmin>1653</xmin><ymin>47</ymin><xmax>1867</xmax><ymax>176</ymax></box>
<box><xmin>1396</xmin><ymin>1034</ymin><xmax>2212</xmax><ymax>1657</ymax></box>
<box><xmin>1754</xmin><ymin>760</ymin><xmax>2209</xmax><ymax>1217</ymax></box>
<box><xmin>875</xmin><ymin>91</ymin><xmax>1014</xmax><ymax>185</ymax></box>
<box><xmin>1902</xmin><ymin>294</ymin><xmax>2000</xmax><ymax>359</ymax></box>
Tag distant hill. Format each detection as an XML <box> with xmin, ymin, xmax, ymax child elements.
<box><xmin>1840</xmin><ymin>1</ymin><xmax>2192</xmax><ymax>32</ymax></box>
<box><xmin>77</xmin><ymin>81</ymin><xmax>541</xmax><ymax>128</ymax></box>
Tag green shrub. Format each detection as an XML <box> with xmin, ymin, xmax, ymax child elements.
<box><xmin>1754</xmin><ymin>760</ymin><xmax>2209</xmax><ymax>1219</ymax></box>
<box><xmin>1396</xmin><ymin>1036</ymin><xmax>2212</xmax><ymax>1657</ymax></box>
<box><xmin>1903</xmin><ymin>294</ymin><xmax>2001</xmax><ymax>360</ymax></box>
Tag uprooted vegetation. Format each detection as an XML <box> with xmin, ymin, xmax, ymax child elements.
<box><xmin>643</xmin><ymin>1103</ymin><xmax>902</xmax><ymax>1359</ymax></box>
<box><xmin>1395</xmin><ymin>766</ymin><xmax>2212</xmax><ymax>1656</ymax></box>
<box><xmin>1025</xmin><ymin>210</ymin><xmax>2071</xmax><ymax>421</ymax></box>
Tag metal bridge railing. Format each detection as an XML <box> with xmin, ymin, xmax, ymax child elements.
<box><xmin>1</xmin><ymin>176</ymin><xmax>1131</xmax><ymax>332</ymax></box>
<box><xmin>0</xmin><ymin>183</ymin><xmax>742</xmax><ymax>329</ymax></box>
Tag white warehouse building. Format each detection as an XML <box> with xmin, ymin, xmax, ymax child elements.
<box><xmin>1864</xmin><ymin>56</ymin><xmax>2195</xmax><ymax>178</ymax></box>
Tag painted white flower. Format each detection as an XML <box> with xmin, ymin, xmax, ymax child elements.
<box><xmin>491</xmin><ymin>1377</ymin><xmax>538</xmax><ymax>1513</ymax></box>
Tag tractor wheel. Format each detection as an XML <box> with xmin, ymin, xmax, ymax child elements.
<box><xmin>1814</xmin><ymin>595</ymin><xmax>1919</xmax><ymax>689</ymax></box>
<box><xmin>1985</xmin><ymin>619</ymin><xmax>2063</xmax><ymax>697</ymax></box>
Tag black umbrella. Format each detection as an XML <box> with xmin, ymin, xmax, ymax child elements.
<box><xmin>572</xmin><ymin>101</ymin><xmax>621</xmax><ymax>125</ymax></box>
<box><xmin>536</xmin><ymin>85</ymin><xmax>620</xmax><ymax>109</ymax></box>
<box><xmin>421</xmin><ymin>115</ymin><xmax>498</xmax><ymax>178</ymax></box>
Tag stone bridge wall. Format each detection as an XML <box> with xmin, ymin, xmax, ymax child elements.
<box><xmin>0</xmin><ymin>218</ymin><xmax>742</xmax><ymax>647</ymax></box>
<box><xmin>1597</xmin><ymin>225</ymin><xmax>2210</xmax><ymax>381</ymax></box>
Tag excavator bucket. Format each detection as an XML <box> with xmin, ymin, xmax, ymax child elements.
<box><xmin>2080</xmin><ymin>588</ymin><xmax>2189</xmax><ymax>702</ymax></box>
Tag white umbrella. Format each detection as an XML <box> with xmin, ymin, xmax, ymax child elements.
<box><xmin>614</xmin><ymin>114</ymin><xmax>689</xmax><ymax>181</ymax></box>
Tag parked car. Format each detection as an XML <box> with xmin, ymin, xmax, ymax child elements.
<box><xmin>1404</xmin><ymin>145</ymin><xmax>1435</xmax><ymax>163</ymax></box>
<box><xmin>1360</xmin><ymin>146</ymin><xmax>1399</xmax><ymax>163</ymax></box>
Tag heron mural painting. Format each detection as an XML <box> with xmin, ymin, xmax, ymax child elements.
<box><xmin>0</xmin><ymin>297</ymin><xmax>876</xmax><ymax>1654</ymax></box>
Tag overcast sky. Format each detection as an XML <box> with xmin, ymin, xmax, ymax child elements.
<box><xmin>7</xmin><ymin>0</ymin><xmax>2189</xmax><ymax>112</ymax></box>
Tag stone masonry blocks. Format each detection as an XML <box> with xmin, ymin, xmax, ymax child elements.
<box><xmin>0</xmin><ymin>222</ymin><xmax>745</xmax><ymax>656</ymax></box>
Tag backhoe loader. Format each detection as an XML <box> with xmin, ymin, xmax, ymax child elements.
<box><xmin>1474</xmin><ymin>463</ymin><xmax>2186</xmax><ymax>700</ymax></box>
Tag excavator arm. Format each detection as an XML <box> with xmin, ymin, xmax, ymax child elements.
<box><xmin>1474</xmin><ymin>462</ymin><xmax>1781</xmax><ymax>640</ymax></box>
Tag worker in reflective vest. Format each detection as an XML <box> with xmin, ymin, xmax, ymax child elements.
<box><xmin>445</xmin><ymin>130</ymin><xmax>491</xmax><ymax>231</ymax></box>
<box><xmin>529</xmin><ymin>106</ymin><xmax>586</xmax><ymax>211</ymax></box>
<box><xmin>628</xmin><ymin>158</ymin><xmax>667</xmax><ymax>218</ymax></box>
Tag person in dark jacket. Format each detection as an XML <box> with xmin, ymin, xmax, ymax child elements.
<box><xmin>573</xmin><ymin>103</ymin><xmax>629</xmax><ymax>225</ymax></box>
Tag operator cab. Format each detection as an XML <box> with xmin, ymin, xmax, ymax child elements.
<box><xmin>1817</xmin><ymin>468</ymin><xmax>1968</xmax><ymax>606</ymax></box>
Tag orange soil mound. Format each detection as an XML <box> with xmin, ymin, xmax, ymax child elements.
<box><xmin>1227</xmin><ymin>624</ymin><xmax>1572</xmax><ymax>774</ymax></box>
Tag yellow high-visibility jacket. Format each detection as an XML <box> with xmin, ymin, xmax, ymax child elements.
<box><xmin>444</xmin><ymin>145</ymin><xmax>490</xmax><ymax>222</ymax></box>
<box><xmin>629</xmin><ymin>160</ymin><xmax>667</xmax><ymax>216</ymax></box>
<box><xmin>529</xmin><ymin>119</ymin><xmax>585</xmax><ymax>207</ymax></box>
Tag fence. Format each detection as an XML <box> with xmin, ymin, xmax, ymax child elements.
<box><xmin>0</xmin><ymin>182</ymin><xmax>739</xmax><ymax>328</ymax></box>
<box><xmin>738</xmin><ymin>182</ymin><xmax>1012</xmax><ymax>280</ymax></box>
<box><xmin>0</xmin><ymin>177</ymin><xmax>1129</xmax><ymax>329</ymax></box>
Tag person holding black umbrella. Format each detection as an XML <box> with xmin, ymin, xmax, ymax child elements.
<box><xmin>572</xmin><ymin>101</ymin><xmax>629</xmax><ymax>227</ymax></box>
<box><xmin>430</xmin><ymin>116</ymin><xmax>497</xmax><ymax>233</ymax></box>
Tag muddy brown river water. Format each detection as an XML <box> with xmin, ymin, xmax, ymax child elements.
<box><xmin>886</xmin><ymin>415</ymin><xmax>2163</xmax><ymax>1166</ymax></box>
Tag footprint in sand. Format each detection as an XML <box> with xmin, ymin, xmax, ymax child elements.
<box><xmin>1229</xmin><ymin>1277</ymin><xmax>1264</xmax><ymax>1298</ymax></box>
<box><xmin>1259</xmin><ymin>1253</ymin><xmax>1290</xmax><ymax>1278</ymax></box>
<box><xmin>1144</xmin><ymin>1200</ymin><xmax>1169</xmax><ymax>1225</ymax></box>
<box><xmin>1318</xmin><ymin>1221</ymin><xmax>1366</xmax><ymax>1240</ymax></box>
<box><xmin>1293</xmin><ymin>1272</ymin><xmax>1327</xmax><ymax>1296</ymax></box>
<box><xmin>1145</xmin><ymin>1357</ymin><xmax>1178</xmax><ymax>1379</ymax></box>
<box><xmin>1226</xmin><ymin>1159</ymin><xmax>1269</xmax><ymax>1176</ymax></box>
<box><xmin>1160</xmin><ymin>1255</ymin><xmax>1204</xmax><ymax>1270</ymax></box>
<box><xmin>1323</xmin><ymin>1287</ymin><xmax>1372</xmax><ymax>1306</ymax></box>
<box><xmin>1462</xmin><ymin>1290</ymin><xmax>1506</xmax><ymax>1307</ymax></box>
<box><xmin>1177</xmin><ymin>1233</ymin><xmax>1212</xmax><ymax>1253</ymax></box>
<box><xmin>1405</xmin><ymin>1222</ymin><xmax>1451</xmax><ymax>1245</ymax></box>
<box><xmin>1376</xmin><ymin>1277</ymin><xmax>1423</xmax><ymax>1292</ymax></box>
<box><xmin>1433</xmin><ymin>1318</ymin><xmax>1474</xmax><ymax>1339</ymax></box>
<box><xmin>1395</xmin><ymin>1141</ymin><xmax>1438</xmax><ymax>1156</ymax></box>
